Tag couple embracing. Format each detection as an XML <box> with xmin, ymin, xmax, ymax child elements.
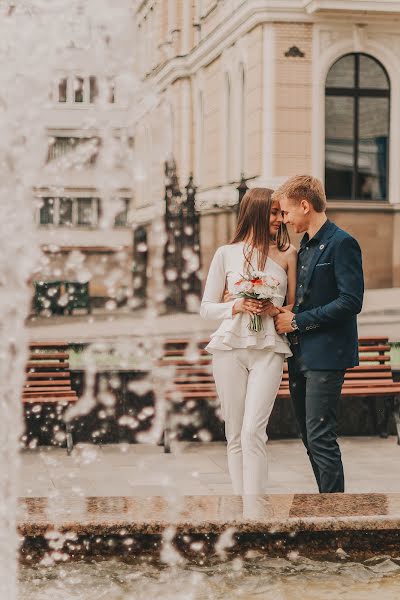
<box><xmin>200</xmin><ymin>175</ymin><xmax>364</xmax><ymax>495</ymax></box>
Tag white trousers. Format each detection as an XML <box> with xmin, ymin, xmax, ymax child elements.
<box><xmin>212</xmin><ymin>349</ymin><xmax>284</xmax><ymax>495</ymax></box>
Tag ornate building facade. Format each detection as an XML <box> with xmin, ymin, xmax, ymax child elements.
<box><xmin>134</xmin><ymin>0</ymin><xmax>400</xmax><ymax>289</ymax></box>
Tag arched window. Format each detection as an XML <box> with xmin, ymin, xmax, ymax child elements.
<box><xmin>239</xmin><ymin>65</ymin><xmax>246</xmax><ymax>177</ymax></box>
<box><xmin>224</xmin><ymin>74</ymin><xmax>231</xmax><ymax>182</ymax></box>
<box><xmin>325</xmin><ymin>53</ymin><xmax>390</xmax><ymax>201</ymax></box>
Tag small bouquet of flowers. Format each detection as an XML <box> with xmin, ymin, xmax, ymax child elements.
<box><xmin>233</xmin><ymin>271</ymin><xmax>280</xmax><ymax>332</ymax></box>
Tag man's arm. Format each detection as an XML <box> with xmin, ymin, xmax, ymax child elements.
<box><xmin>294</xmin><ymin>236</ymin><xmax>364</xmax><ymax>332</ymax></box>
<box><xmin>274</xmin><ymin>236</ymin><xmax>364</xmax><ymax>335</ymax></box>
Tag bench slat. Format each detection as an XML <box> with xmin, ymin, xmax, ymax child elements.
<box><xmin>24</xmin><ymin>380</ymin><xmax>71</xmax><ymax>387</ymax></box>
<box><xmin>23</xmin><ymin>391</ymin><xmax>77</xmax><ymax>398</ymax></box>
<box><xmin>26</xmin><ymin>372</ymin><xmax>70</xmax><ymax>379</ymax></box>
<box><xmin>29</xmin><ymin>352</ymin><xmax>69</xmax><ymax>360</ymax></box>
<box><xmin>358</xmin><ymin>355</ymin><xmax>390</xmax><ymax>362</ymax></box>
<box><xmin>359</xmin><ymin>345</ymin><xmax>390</xmax><ymax>353</ymax></box>
<box><xmin>28</xmin><ymin>341</ymin><xmax>70</xmax><ymax>348</ymax></box>
<box><xmin>348</xmin><ymin>365</ymin><xmax>391</xmax><ymax>372</ymax></box>
<box><xmin>26</xmin><ymin>362</ymin><xmax>70</xmax><ymax>369</ymax></box>
<box><xmin>23</xmin><ymin>388</ymin><xmax>76</xmax><ymax>394</ymax></box>
<box><xmin>23</xmin><ymin>396</ymin><xmax>77</xmax><ymax>404</ymax></box>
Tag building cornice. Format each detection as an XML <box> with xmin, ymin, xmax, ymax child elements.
<box><xmin>152</xmin><ymin>1</ymin><xmax>308</xmax><ymax>90</ymax></box>
<box><xmin>305</xmin><ymin>1</ymin><xmax>400</xmax><ymax>14</ymax></box>
<box><xmin>150</xmin><ymin>0</ymin><xmax>400</xmax><ymax>92</ymax></box>
<box><xmin>327</xmin><ymin>201</ymin><xmax>400</xmax><ymax>212</ymax></box>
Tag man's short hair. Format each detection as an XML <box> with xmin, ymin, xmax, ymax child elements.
<box><xmin>272</xmin><ymin>175</ymin><xmax>327</xmax><ymax>213</ymax></box>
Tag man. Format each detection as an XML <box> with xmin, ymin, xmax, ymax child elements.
<box><xmin>273</xmin><ymin>175</ymin><xmax>364</xmax><ymax>494</ymax></box>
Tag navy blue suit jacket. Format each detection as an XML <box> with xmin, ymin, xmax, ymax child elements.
<box><xmin>291</xmin><ymin>221</ymin><xmax>364</xmax><ymax>371</ymax></box>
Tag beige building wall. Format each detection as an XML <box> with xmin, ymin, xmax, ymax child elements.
<box><xmin>326</xmin><ymin>209</ymin><xmax>394</xmax><ymax>289</ymax></box>
<box><xmin>274</xmin><ymin>23</ymin><xmax>313</xmax><ymax>176</ymax></box>
<box><xmin>200</xmin><ymin>209</ymin><xmax>238</xmax><ymax>278</ymax></box>
<box><xmin>134</xmin><ymin>1</ymin><xmax>400</xmax><ymax>291</ymax></box>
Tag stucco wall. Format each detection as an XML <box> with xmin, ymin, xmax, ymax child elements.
<box><xmin>327</xmin><ymin>209</ymin><xmax>394</xmax><ymax>289</ymax></box>
<box><xmin>274</xmin><ymin>23</ymin><xmax>313</xmax><ymax>176</ymax></box>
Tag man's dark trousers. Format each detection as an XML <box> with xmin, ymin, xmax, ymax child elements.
<box><xmin>288</xmin><ymin>357</ymin><xmax>345</xmax><ymax>493</ymax></box>
<box><xmin>286</xmin><ymin>220</ymin><xmax>364</xmax><ymax>493</ymax></box>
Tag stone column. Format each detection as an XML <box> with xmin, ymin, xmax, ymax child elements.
<box><xmin>393</xmin><ymin>206</ymin><xmax>400</xmax><ymax>287</ymax></box>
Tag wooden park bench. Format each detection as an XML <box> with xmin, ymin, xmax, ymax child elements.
<box><xmin>23</xmin><ymin>342</ymin><xmax>78</xmax><ymax>454</ymax></box>
<box><xmin>159</xmin><ymin>336</ymin><xmax>400</xmax><ymax>452</ymax></box>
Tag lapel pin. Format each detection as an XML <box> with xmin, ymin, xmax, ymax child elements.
<box><xmin>319</xmin><ymin>244</ymin><xmax>324</xmax><ymax>250</ymax></box>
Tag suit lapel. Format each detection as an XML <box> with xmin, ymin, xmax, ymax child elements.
<box><xmin>299</xmin><ymin>222</ymin><xmax>337</xmax><ymax>295</ymax></box>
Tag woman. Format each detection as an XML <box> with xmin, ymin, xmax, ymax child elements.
<box><xmin>200</xmin><ymin>188</ymin><xmax>297</xmax><ymax>494</ymax></box>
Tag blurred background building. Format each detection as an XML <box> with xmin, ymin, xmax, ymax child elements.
<box><xmin>31</xmin><ymin>1</ymin><xmax>400</xmax><ymax>318</ymax></box>
<box><xmin>133</xmin><ymin>0</ymin><xmax>400</xmax><ymax>294</ymax></box>
<box><xmin>32</xmin><ymin>44</ymin><xmax>136</xmax><ymax>314</ymax></box>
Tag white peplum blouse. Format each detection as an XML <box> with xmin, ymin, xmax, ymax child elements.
<box><xmin>200</xmin><ymin>242</ymin><xmax>292</xmax><ymax>357</ymax></box>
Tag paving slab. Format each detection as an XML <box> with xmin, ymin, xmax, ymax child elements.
<box><xmin>19</xmin><ymin>438</ymin><xmax>400</xmax><ymax>498</ymax></box>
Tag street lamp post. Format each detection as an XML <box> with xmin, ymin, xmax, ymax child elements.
<box><xmin>236</xmin><ymin>173</ymin><xmax>249</xmax><ymax>212</ymax></box>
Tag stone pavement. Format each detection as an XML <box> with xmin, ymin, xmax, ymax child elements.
<box><xmin>19</xmin><ymin>437</ymin><xmax>400</xmax><ymax>498</ymax></box>
<box><xmin>26</xmin><ymin>287</ymin><xmax>400</xmax><ymax>343</ymax></box>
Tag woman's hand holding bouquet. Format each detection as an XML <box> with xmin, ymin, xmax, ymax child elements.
<box><xmin>231</xmin><ymin>272</ymin><xmax>280</xmax><ymax>332</ymax></box>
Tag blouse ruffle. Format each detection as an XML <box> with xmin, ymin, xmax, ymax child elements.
<box><xmin>205</xmin><ymin>299</ymin><xmax>292</xmax><ymax>358</ymax></box>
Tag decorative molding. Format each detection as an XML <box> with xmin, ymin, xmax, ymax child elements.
<box><xmin>319</xmin><ymin>29</ymin><xmax>348</xmax><ymax>53</ymax></box>
<box><xmin>367</xmin><ymin>32</ymin><xmax>400</xmax><ymax>54</ymax></box>
<box><xmin>353</xmin><ymin>23</ymin><xmax>367</xmax><ymax>52</ymax></box>
<box><xmin>306</xmin><ymin>0</ymin><xmax>400</xmax><ymax>14</ymax></box>
<box><xmin>327</xmin><ymin>201</ymin><xmax>397</xmax><ymax>212</ymax></box>
<box><xmin>196</xmin><ymin>185</ymin><xmax>238</xmax><ymax>211</ymax></box>
<box><xmin>152</xmin><ymin>2</ymin><xmax>314</xmax><ymax>90</ymax></box>
<box><xmin>285</xmin><ymin>45</ymin><xmax>305</xmax><ymax>58</ymax></box>
<box><xmin>203</xmin><ymin>1</ymin><xmax>219</xmax><ymax>21</ymax></box>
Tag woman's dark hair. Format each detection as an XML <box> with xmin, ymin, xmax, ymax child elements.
<box><xmin>230</xmin><ymin>187</ymin><xmax>290</xmax><ymax>272</ymax></box>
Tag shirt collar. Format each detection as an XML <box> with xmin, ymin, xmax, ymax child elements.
<box><xmin>300</xmin><ymin>219</ymin><xmax>331</xmax><ymax>248</ymax></box>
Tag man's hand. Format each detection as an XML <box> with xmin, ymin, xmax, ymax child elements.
<box><xmin>274</xmin><ymin>308</ymin><xmax>295</xmax><ymax>334</ymax></box>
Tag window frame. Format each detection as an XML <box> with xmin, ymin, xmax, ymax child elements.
<box><xmin>47</xmin><ymin>135</ymin><xmax>100</xmax><ymax>166</ymax></box>
<box><xmin>38</xmin><ymin>197</ymin><xmax>100</xmax><ymax>228</ymax></box>
<box><xmin>54</xmin><ymin>75</ymin><xmax>115</xmax><ymax>106</ymax></box>
<box><xmin>325</xmin><ymin>52</ymin><xmax>390</xmax><ymax>202</ymax></box>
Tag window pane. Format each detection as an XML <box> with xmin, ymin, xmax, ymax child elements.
<box><xmin>39</xmin><ymin>198</ymin><xmax>54</xmax><ymax>225</ymax></box>
<box><xmin>114</xmin><ymin>199</ymin><xmax>129</xmax><ymax>227</ymax></box>
<box><xmin>47</xmin><ymin>137</ymin><xmax>70</xmax><ymax>161</ymax></box>
<box><xmin>89</xmin><ymin>76</ymin><xmax>98</xmax><ymax>103</ymax></box>
<box><xmin>59</xmin><ymin>198</ymin><xmax>73</xmax><ymax>226</ymax></box>
<box><xmin>359</xmin><ymin>55</ymin><xmax>389</xmax><ymax>90</ymax></box>
<box><xmin>108</xmin><ymin>78</ymin><xmax>115</xmax><ymax>103</ymax></box>
<box><xmin>326</xmin><ymin>54</ymin><xmax>355</xmax><ymax>88</ymax></box>
<box><xmin>325</xmin><ymin>96</ymin><xmax>354</xmax><ymax>200</ymax></box>
<box><xmin>357</xmin><ymin>97</ymin><xmax>389</xmax><ymax>200</ymax></box>
<box><xmin>47</xmin><ymin>136</ymin><xmax>99</xmax><ymax>167</ymax></box>
<box><xmin>77</xmin><ymin>198</ymin><xmax>94</xmax><ymax>226</ymax></box>
<box><xmin>74</xmin><ymin>77</ymin><xmax>84</xmax><ymax>102</ymax></box>
<box><xmin>58</xmin><ymin>78</ymin><xmax>67</xmax><ymax>102</ymax></box>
